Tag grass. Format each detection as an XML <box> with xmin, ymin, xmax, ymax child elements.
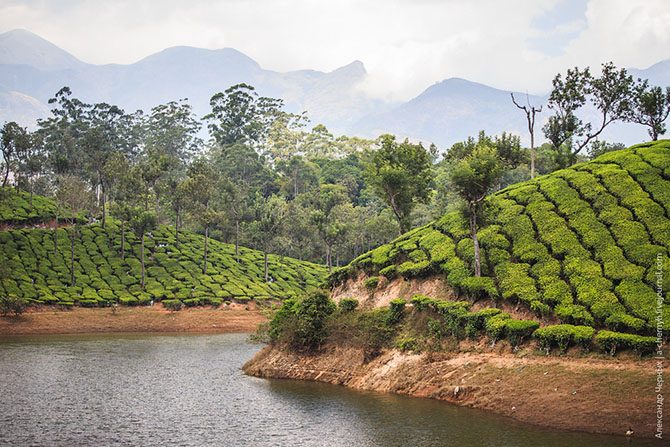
<box><xmin>331</xmin><ymin>140</ymin><xmax>670</xmax><ymax>337</ymax></box>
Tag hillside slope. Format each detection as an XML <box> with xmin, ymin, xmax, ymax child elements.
<box><xmin>332</xmin><ymin>141</ymin><xmax>670</xmax><ymax>335</ymax></box>
<box><xmin>0</xmin><ymin>204</ymin><xmax>326</xmax><ymax>307</ymax></box>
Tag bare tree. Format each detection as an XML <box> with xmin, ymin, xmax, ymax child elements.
<box><xmin>511</xmin><ymin>93</ymin><xmax>542</xmax><ymax>179</ymax></box>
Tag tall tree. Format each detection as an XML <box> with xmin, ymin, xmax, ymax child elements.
<box><xmin>365</xmin><ymin>135</ymin><xmax>433</xmax><ymax>234</ymax></box>
<box><xmin>0</xmin><ymin>122</ymin><xmax>27</xmax><ymax>188</ymax></box>
<box><xmin>129</xmin><ymin>209</ymin><xmax>157</xmax><ymax>289</ymax></box>
<box><xmin>55</xmin><ymin>175</ymin><xmax>91</xmax><ymax>286</ymax></box>
<box><xmin>248</xmin><ymin>194</ymin><xmax>288</xmax><ymax>282</ymax></box>
<box><xmin>449</xmin><ymin>146</ymin><xmax>503</xmax><ymax>277</ymax></box>
<box><xmin>511</xmin><ymin>93</ymin><xmax>542</xmax><ymax>178</ymax></box>
<box><xmin>309</xmin><ymin>184</ymin><xmax>349</xmax><ymax>271</ymax></box>
<box><xmin>543</xmin><ymin>62</ymin><xmax>634</xmax><ymax>167</ymax></box>
<box><xmin>183</xmin><ymin>158</ymin><xmax>224</xmax><ymax>274</ymax></box>
<box><xmin>205</xmin><ymin>83</ymin><xmax>284</xmax><ymax>150</ymax></box>
<box><xmin>624</xmin><ymin>79</ymin><xmax>670</xmax><ymax>141</ymax></box>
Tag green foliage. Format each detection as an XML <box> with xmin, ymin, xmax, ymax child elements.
<box><xmin>504</xmin><ymin>319</ymin><xmax>540</xmax><ymax>347</ymax></box>
<box><xmin>0</xmin><ymin>294</ymin><xmax>26</xmax><ymax>316</ymax></box>
<box><xmin>365</xmin><ymin>134</ymin><xmax>433</xmax><ymax>233</ymax></box>
<box><xmin>395</xmin><ymin>336</ymin><xmax>418</xmax><ymax>352</ymax></box>
<box><xmin>0</xmin><ymin>223</ymin><xmax>327</xmax><ymax>308</ymax></box>
<box><xmin>364</xmin><ymin>276</ymin><xmax>380</xmax><ymax>290</ymax></box>
<box><xmin>595</xmin><ymin>330</ymin><xmax>657</xmax><ymax>356</ymax></box>
<box><xmin>533</xmin><ymin>324</ymin><xmax>595</xmax><ymax>353</ymax></box>
<box><xmin>162</xmin><ymin>299</ymin><xmax>183</xmax><ymax>311</ymax></box>
<box><xmin>339</xmin><ymin>298</ymin><xmax>359</xmax><ymax>313</ymax></box>
<box><xmin>387</xmin><ymin>298</ymin><xmax>406</xmax><ymax>325</ymax></box>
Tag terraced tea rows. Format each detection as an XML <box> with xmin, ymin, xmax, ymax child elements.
<box><xmin>332</xmin><ymin>141</ymin><xmax>670</xmax><ymax>337</ymax></box>
<box><xmin>1</xmin><ymin>222</ymin><xmax>327</xmax><ymax>307</ymax></box>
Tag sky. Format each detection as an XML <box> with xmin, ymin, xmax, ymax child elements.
<box><xmin>1</xmin><ymin>0</ymin><xmax>669</xmax><ymax>101</ymax></box>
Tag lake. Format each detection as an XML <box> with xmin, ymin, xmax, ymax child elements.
<box><xmin>0</xmin><ymin>333</ymin><xmax>660</xmax><ymax>446</ymax></box>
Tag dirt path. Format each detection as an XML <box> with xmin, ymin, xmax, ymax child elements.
<box><xmin>244</xmin><ymin>344</ymin><xmax>666</xmax><ymax>439</ymax></box>
<box><xmin>0</xmin><ymin>305</ymin><xmax>267</xmax><ymax>335</ymax></box>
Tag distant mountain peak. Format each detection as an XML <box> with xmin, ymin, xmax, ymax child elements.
<box><xmin>332</xmin><ymin>60</ymin><xmax>366</xmax><ymax>76</ymax></box>
<box><xmin>0</xmin><ymin>28</ymin><xmax>83</xmax><ymax>70</ymax></box>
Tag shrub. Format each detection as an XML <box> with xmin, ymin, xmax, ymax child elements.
<box><xmin>162</xmin><ymin>299</ymin><xmax>183</xmax><ymax>311</ymax></box>
<box><xmin>461</xmin><ymin>276</ymin><xmax>497</xmax><ymax>300</ymax></box>
<box><xmin>396</xmin><ymin>336</ymin><xmax>419</xmax><ymax>352</ymax></box>
<box><xmin>604</xmin><ymin>313</ymin><xmax>646</xmax><ymax>333</ymax></box>
<box><xmin>0</xmin><ymin>294</ymin><xmax>26</xmax><ymax>316</ymax></box>
<box><xmin>183</xmin><ymin>298</ymin><xmax>201</xmax><ymax>307</ymax></box>
<box><xmin>534</xmin><ymin>324</ymin><xmax>595</xmax><ymax>353</ymax></box>
<box><xmin>339</xmin><ymin>298</ymin><xmax>359</xmax><ymax>313</ymax></box>
<box><xmin>555</xmin><ymin>303</ymin><xmax>595</xmax><ymax>326</ymax></box>
<box><xmin>461</xmin><ymin>308</ymin><xmax>502</xmax><ymax>338</ymax></box>
<box><xmin>595</xmin><ymin>330</ymin><xmax>657</xmax><ymax>356</ymax></box>
<box><xmin>505</xmin><ymin>319</ymin><xmax>540</xmax><ymax>347</ymax></box>
<box><xmin>387</xmin><ymin>299</ymin><xmax>406</xmax><ymax>325</ymax></box>
<box><xmin>485</xmin><ymin>313</ymin><xmax>510</xmax><ymax>341</ymax></box>
<box><xmin>379</xmin><ymin>265</ymin><xmax>397</xmax><ymax>279</ymax></box>
<box><xmin>364</xmin><ymin>277</ymin><xmax>380</xmax><ymax>290</ymax></box>
<box><xmin>410</xmin><ymin>294</ymin><xmax>434</xmax><ymax>312</ymax></box>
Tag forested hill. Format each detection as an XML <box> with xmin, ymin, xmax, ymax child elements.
<box><xmin>0</xmin><ymin>191</ymin><xmax>326</xmax><ymax>308</ymax></box>
<box><xmin>332</xmin><ymin>141</ymin><xmax>670</xmax><ymax>337</ymax></box>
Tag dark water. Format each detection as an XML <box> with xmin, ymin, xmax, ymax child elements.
<box><xmin>0</xmin><ymin>333</ymin><xmax>661</xmax><ymax>446</ymax></box>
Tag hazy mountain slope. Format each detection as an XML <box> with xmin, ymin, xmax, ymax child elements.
<box><xmin>0</xmin><ymin>28</ymin><xmax>84</xmax><ymax>71</ymax></box>
<box><xmin>352</xmin><ymin>78</ymin><xmax>548</xmax><ymax>147</ymax></box>
<box><xmin>0</xmin><ymin>29</ymin><xmax>372</xmax><ymax>131</ymax></box>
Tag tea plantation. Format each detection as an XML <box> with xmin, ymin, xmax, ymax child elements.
<box><xmin>331</xmin><ymin>141</ymin><xmax>670</xmax><ymax>350</ymax></box>
<box><xmin>0</xmin><ymin>215</ymin><xmax>327</xmax><ymax>307</ymax></box>
<box><xmin>0</xmin><ymin>188</ymin><xmax>73</xmax><ymax>225</ymax></box>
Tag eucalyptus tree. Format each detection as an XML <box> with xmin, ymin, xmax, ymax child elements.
<box><xmin>511</xmin><ymin>93</ymin><xmax>542</xmax><ymax>178</ymax></box>
<box><xmin>365</xmin><ymin>134</ymin><xmax>433</xmax><ymax>234</ymax></box>
<box><xmin>449</xmin><ymin>146</ymin><xmax>503</xmax><ymax>277</ymax></box>
<box><xmin>624</xmin><ymin>80</ymin><xmax>670</xmax><ymax>141</ymax></box>
<box><xmin>129</xmin><ymin>209</ymin><xmax>157</xmax><ymax>289</ymax></box>
<box><xmin>183</xmin><ymin>158</ymin><xmax>225</xmax><ymax>274</ymax></box>
<box><xmin>248</xmin><ymin>194</ymin><xmax>288</xmax><ymax>282</ymax></box>
<box><xmin>309</xmin><ymin>184</ymin><xmax>349</xmax><ymax>271</ymax></box>
<box><xmin>55</xmin><ymin>174</ymin><xmax>92</xmax><ymax>286</ymax></box>
<box><xmin>542</xmin><ymin>62</ymin><xmax>634</xmax><ymax>167</ymax></box>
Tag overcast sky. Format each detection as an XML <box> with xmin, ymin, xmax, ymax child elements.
<box><xmin>1</xmin><ymin>0</ymin><xmax>669</xmax><ymax>101</ymax></box>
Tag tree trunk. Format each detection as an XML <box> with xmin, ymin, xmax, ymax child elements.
<box><xmin>121</xmin><ymin>222</ymin><xmax>126</xmax><ymax>259</ymax></box>
<box><xmin>235</xmin><ymin>219</ymin><xmax>240</xmax><ymax>263</ymax></box>
<box><xmin>530</xmin><ymin>131</ymin><xmax>536</xmax><ymax>179</ymax></box>
<box><xmin>203</xmin><ymin>225</ymin><xmax>209</xmax><ymax>274</ymax></box>
<box><xmin>326</xmin><ymin>244</ymin><xmax>332</xmax><ymax>272</ymax></box>
<box><xmin>174</xmin><ymin>212</ymin><xmax>179</xmax><ymax>249</ymax></box>
<box><xmin>101</xmin><ymin>186</ymin><xmax>106</xmax><ymax>229</ymax></box>
<box><xmin>141</xmin><ymin>233</ymin><xmax>146</xmax><ymax>289</ymax></box>
<box><xmin>53</xmin><ymin>214</ymin><xmax>59</xmax><ymax>255</ymax></box>
<box><xmin>469</xmin><ymin>210</ymin><xmax>481</xmax><ymax>277</ymax></box>
<box><xmin>29</xmin><ymin>179</ymin><xmax>34</xmax><ymax>207</ymax></box>
<box><xmin>1</xmin><ymin>160</ymin><xmax>8</xmax><ymax>188</ymax></box>
<box><xmin>70</xmin><ymin>227</ymin><xmax>76</xmax><ymax>286</ymax></box>
<box><xmin>264</xmin><ymin>252</ymin><xmax>269</xmax><ymax>282</ymax></box>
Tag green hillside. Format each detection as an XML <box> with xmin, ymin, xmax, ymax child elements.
<box><xmin>331</xmin><ymin>141</ymin><xmax>670</xmax><ymax>342</ymax></box>
<box><xmin>0</xmin><ymin>188</ymin><xmax>73</xmax><ymax>225</ymax></box>
<box><xmin>0</xmin><ymin>219</ymin><xmax>327</xmax><ymax>307</ymax></box>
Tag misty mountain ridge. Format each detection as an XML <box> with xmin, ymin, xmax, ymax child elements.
<box><xmin>0</xmin><ymin>28</ymin><xmax>667</xmax><ymax>148</ymax></box>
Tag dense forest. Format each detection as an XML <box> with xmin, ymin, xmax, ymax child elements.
<box><xmin>1</xmin><ymin>61</ymin><xmax>669</xmax><ymax>276</ymax></box>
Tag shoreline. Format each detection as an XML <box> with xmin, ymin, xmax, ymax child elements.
<box><xmin>244</xmin><ymin>344</ymin><xmax>664</xmax><ymax>439</ymax></box>
<box><xmin>0</xmin><ymin>305</ymin><xmax>267</xmax><ymax>335</ymax></box>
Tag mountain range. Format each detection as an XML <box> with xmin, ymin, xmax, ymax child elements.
<box><xmin>0</xmin><ymin>28</ymin><xmax>668</xmax><ymax>148</ymax></box>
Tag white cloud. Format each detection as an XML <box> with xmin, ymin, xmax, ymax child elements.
<box><xmin>0</xmin><ymin>0</ymin><xmax>668</xmax><ymax>101</ymax></box>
